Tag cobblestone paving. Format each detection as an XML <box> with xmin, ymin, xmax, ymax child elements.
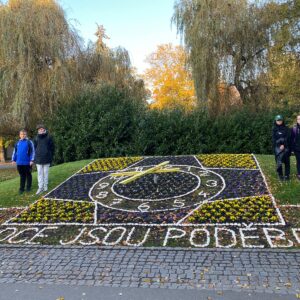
<box><xmin>0</xmin><ymin>246</ymin><xmax>299</xmax><ymax>295</ymax></box>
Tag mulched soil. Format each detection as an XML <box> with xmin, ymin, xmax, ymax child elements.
<box><xmin>0</xmin><ymin>208</ymin><xmax>24</xmax><ymax>224</ymax></box>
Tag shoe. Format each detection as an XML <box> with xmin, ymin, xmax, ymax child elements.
<box><xmin>278</xmin><ymin>175</ymin><xmax>284</xmax><ymax>181</ymax></box>
<box><xmin>19</xmin><ymin>190</ymin><xmax>24</xmax><ymax>195</ymax></box>
<box><xmin>36</xmin><ymin>188</ymin><xmax>43</xmax><ymax>195</ymax></box>
<box><xmin>284</xmin><ymin>176</ymin><xmax>290</xmax><ymax>181</ymax></box>
<box><xmin>297</xmin><ymin>175</ymin><xmax>300</xmax><ymax>181</ymax></box>
<box><xmin>43</xmin><ymin>187</ymin><xmax>48</xmax><ymax>192</ymax></box>
<box><xmin>26</xmin><ymin>188</ymin><xmax>31</xmax><ymax>192</ymax></box>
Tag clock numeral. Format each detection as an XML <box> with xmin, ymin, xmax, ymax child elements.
<box><xmin>110</xmin><ymin>175</ymin><xmax>125</xmax><ymax>180</ymax></box>
<box><xmin>111</xmin><ymin>198</ymin><xmax>123</xmax><ymax>206</ymax></box>
<box><xmin>198</xmin><ymin>171</ymin><xmax>210</xmax><ymax>177</ymax></box>
<box><xmin>96</xmin><ymin>191</ymin><xmax>108</xmax><ymax>199</ymax></box>
<box><xmin>198</xmin><ymin>190</ymin><xmax>208</xmax><ymax>198</ymax></box>
<box><xmin>206</xmin><ymin>180</ymin><xmax>218</xmax><ymax>187</ymax></box>
<box><xmin>173</xmin><ymin>199</ymin><xmax>185</xmax><ymax>208</ymax></box>
<box><xmin>138</xmin><ymin>202</ymin><xmax>150</xmax><ymax>212</ymax></box>
<box><xmin>96</xmin><ymin>182</ymin><xmax>109</xmax><ymax>190</ymax></box>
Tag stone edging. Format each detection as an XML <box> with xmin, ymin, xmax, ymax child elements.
<box><xmin>0</xmin><ymin>244</ymin><xmax>299</xmax><ymax>253</ymax></box>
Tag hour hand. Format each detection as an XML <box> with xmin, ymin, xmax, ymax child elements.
<box><xmin>111</xmin><ymin>161</ymin><xmax>180</xmax><ymax>185</ymax></box>
<box><xmin>111</xmin><ymin>168</ymin><xmax>180</xmax><ymax>177</ymax></box>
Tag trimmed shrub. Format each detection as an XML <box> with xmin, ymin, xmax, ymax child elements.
<box><xmin>47</xmin><ymin>86</ymin><xmax>298</xmax><ymax>163</ymax></box>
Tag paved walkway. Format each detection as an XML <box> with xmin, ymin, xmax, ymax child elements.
<box><xmin>0</xmin><ymin>162</ymin><xmax>15</xmax><ymax>169</ymax></box>
<box><xmin>0</xmin><ymin>245</ymin><xmax>299</xmax><ymax>298</ymax></box>
<box><xmin>0</xmin><ymin>283</ymin><xmax>297</xmax><ymax>300</ymax></box>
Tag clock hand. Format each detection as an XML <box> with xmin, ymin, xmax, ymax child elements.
<box><xmin>120</xmin><ymin>161</ymin><xmax>171</xmax><ymax>184</ymax></box>
<box><xmin>111</xmin><ymin>161</ymin><xmax>181</xmax><ymax>184</ymax></box>
<box><xmin>112</xmin><ymin>161</ymin><xmax>183</xmax><ymax>185</ymax></box>
<box><xmin>111</xmin><ymin>168</ymin><xmax>180</xmax><ymax>177</ymax></box>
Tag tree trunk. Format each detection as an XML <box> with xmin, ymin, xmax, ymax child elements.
<box><xmin>0</xmin><ymin>136</ymin><xmax>5</xmax><ymax>162</ymax></box>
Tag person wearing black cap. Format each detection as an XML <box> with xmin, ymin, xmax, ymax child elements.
<box><xmin>272</xmin><ymin>115</ymin><xmax>291</xmax><ymax>181</ymax></box>
<box><xmin>33</xmin><ymin>124</ymin><xmax>55</xmax><ymax>194</ymax></box>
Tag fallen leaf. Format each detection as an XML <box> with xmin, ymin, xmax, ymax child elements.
<box><xmin>284</xmin><ymin>282</ymin><xmax>292</xmax><ymax>287</ymax></box>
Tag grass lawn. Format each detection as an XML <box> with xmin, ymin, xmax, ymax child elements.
<box><xmin>0</xmin><ymin>155</ymin><xmax>299</xmax><ymax>208</ymax></box>
<box><xmin>256</xmin><ymin>154</ymin><xmax>300</xmax><ymax>205</ymax></box>
<box><xmin>0</xmin><ymin>168</ymin><xmax>18</xmax><ymax>182</ymax></box>
<box><xmin>0</xmin><ymin>159</ymin><xmax>92</xmax><ymax>208</ymax></box>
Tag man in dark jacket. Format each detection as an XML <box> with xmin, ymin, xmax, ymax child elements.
<box><xmin>291</xmin><ymin>115</ymin><xmax>300</xmax><ymax>181</ymax></box>
<box><xmin>34</xmin><ymin>124</ymin><xmax>55</xmax><ymax>194</ymax></box>
<box><xmin>272</xmin><ymin>115</ymin><xmax>291</xmax><ymax>181</ymax></box>
<box><xmin>12</xmin><ymin>129</ymin><xmax>35</xmax><ymax>194</ymax></box>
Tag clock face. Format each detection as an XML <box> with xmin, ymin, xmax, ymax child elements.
<box><xmin>89</xmin><ymin>165</ymin><xmax>225</xmax><ymax>212</ymax></box>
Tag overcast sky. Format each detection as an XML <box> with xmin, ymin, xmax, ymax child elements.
<box><xmin>58</xmin><ymin>0</ymin><xmax>180</xmax><ymax>74</ymax></box>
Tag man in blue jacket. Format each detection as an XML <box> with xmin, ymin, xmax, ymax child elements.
<box><xmin>12</xmin><ymin>129</ymin><xmax>35</xmax><ymax>194</ymax></box>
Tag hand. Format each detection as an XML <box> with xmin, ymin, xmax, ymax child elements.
<box><xmin>11</xmin><ymin>161</ymin><xmax>16</xmax><ymax>165</ymax></box>
<box><xmin>280</xmin><ymin>145</ymin><xmax>285</xmax><ymax>150</ymax></box>
<box><xmin>30</xmin><ymin>161</ymin><xmax>34</xmax><ymax>167</ymax></box>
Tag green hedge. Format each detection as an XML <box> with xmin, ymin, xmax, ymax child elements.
<box><xmin>47</xmin><ymin>86</ymin><xmax>298</xmax><ymax>163</ymax></box>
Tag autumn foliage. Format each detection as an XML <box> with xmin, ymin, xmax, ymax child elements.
<box><xmin>144</xmin><ymin>44</ymin><xmax>196</xmax><ymax>111</ymax></box>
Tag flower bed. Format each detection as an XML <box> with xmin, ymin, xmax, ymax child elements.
<box><xmin>79</xmin><ymin>157</ymin><xmax>142</xmax><ymax>173</ymax></box>
<box><xmin>197</xmin><ymin>154</ymin><xmax>258</xmax><ymax>169</ymax></box>
<box><xmin>46</xmin><ymin>172</ymin><xmax>107</xmax><ymax>200</ymax></box>
<box><xmin>10</xmin><ymin>199</ymin><xmax>94</xmax><ymax>224</ymax></box>
<box><xmin>1</xmin><ymin>154</ymin><xmax>297</xmax><ymax>249</ymax></box>
<box><xmin>187</xmin><ymin>195</ymin><xmax>279</xmax><ymax>224</ymax></box>
<box><xmin>213</xmin><ymin>169</ymin><xmax>268</xmax><ymax>200</ymax></box>
<box><xmin>7</xmin><ymin>154</ymin><xmax>278</xmax><ymax>226</ymax></box>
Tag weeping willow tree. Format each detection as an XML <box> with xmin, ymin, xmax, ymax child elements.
<box><xmin>264</xmin><ymin>0</ymin><xmax>300</xmax><ymax>107</ymax></box>
<box><xmin>0</xmin><ymin>0</ymin><xmax>81</xmax><ymax>135</ymax></box>
<box><xmin>107</xmin><ymin>46</ymin><xmax>149</xmax><ymax>101</ymax></box>
<box><xmin>0</xmin><ymin>4</ymin><xmax>147</xmax><ymax>161</ymax></box>
<box><xmin>78</xmin><ymin>25</ymin><xmax>149</xmax><ymax>102</ymax></box>
<box><xmin>172</xmin><ymin>0</ymin><xmax>286</xmax><ymax>111</ymax></box>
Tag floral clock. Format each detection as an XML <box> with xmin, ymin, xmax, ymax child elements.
<box><xmin>89</xmin><ymin>162</ymin><xmax>225</xmax><ymax>213</ymax></box>
<box><xmin>6</xmin><ymin>154</ymin><xmax>283</xmax><ymax>226</ymax></box>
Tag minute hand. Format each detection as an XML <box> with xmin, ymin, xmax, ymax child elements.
<box><xmin>120</xmin><ymin>161</ymin><xmax>170</xmax><ymax>184</ymax></box>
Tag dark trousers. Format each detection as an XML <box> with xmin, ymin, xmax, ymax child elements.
<box><xmin>295</xmin><ymin>151</ymin><xmax>300</xmax><ymax>175</ymax></box>
<box><xmin>17</xmin><ymin>165</ymin><xmax>32</xmax><ymax>191</ymax></box>
<box><xmin>275</xmin><ymin>153</ymin><xmax>290</xmax><ymax>177</ymax></box>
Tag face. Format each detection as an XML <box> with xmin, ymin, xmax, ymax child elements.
<box><xmin>297</xmin><ymin>115</ymin><xmax>300</xmax><ymax>125</ymax></box>
<box><xmin>19</xmin><ymin>131</ymin><xmax>27</xmax><ymax>139</ymax></box>
<box><xmin>276</xmin><ymin>120</ymin><xmax>283</xmax><ymax>125</ymax></box>
<box><xmin>38</xmin><ymin>128</ymin><xmax>46</xmax><ymax>134</ymax></box>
